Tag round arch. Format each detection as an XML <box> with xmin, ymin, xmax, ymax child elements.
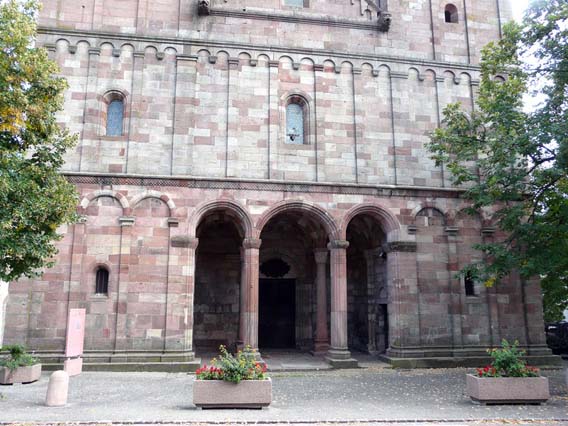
<box><xmin>79</xmin><ymin>189</ymin><xmax>130</xmax><ymax>214</ymax></box>
<box><xmin>188</xmin><ymin>199</ymin><xmax>254</xmax><ymax>239</ymax></box>
<box><xmin>255</xmin><ymin>200</ymin><xmax>339</xmax><ymax>240</ymax></box>
<box><xmin>340</xmin><ymin>203</ymin><xmax>400</xmax><ymax>242</ymax></box>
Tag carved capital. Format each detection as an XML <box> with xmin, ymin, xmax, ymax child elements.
<box><xmin>243</xmin><ymin>238</ymin><xmax>262</xmax><ymax>250</ymax></box>
<box><xmin>167</xmin><ymin>217</ymin><xmax>179</xmax><ymax>228</ymax></box>
<box><xmin>119</xmin><ymin>216</ymin><xmax>135</xmax><ymax>227</ymax></box>
<box><xmin>377</xmin><ymin>11</ymin><xmax>392</xmax><ymax>32</ymax></box>
<box><xmin>328</xmin><ymin>240</ymin><xmax>350</xmax><ymax>250</ymax></box>
<box><xmin>197</xmin><ymin>0</ymin><xmax>210</xmax><ymax>16</ymax></box>
<box><xmin>386</xmin><ymin>241</ymin><xmax>417</xmax><ymax>253</ymax></box>
<box><xmin>445</xmin><ymin>226</ymin><xmax>459</xmax><ymax>236</ymax></box>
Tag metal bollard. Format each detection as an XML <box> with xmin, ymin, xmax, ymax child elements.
<box><xmin>45</xmin><ymin>370</ymin><xmax>69</xmax><ymax>407</ymax></box>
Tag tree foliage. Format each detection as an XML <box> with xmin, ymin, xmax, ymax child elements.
<box><xmin>0</xmin><ymin>0</ymin><xmax>77</xmax><ymax>282</ymax></box>
<box><xmin>428</xmin><ymin>0</ymin><xmax>568</xmax><ymax>322</ymax></box>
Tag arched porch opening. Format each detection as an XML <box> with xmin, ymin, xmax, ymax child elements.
<box><xmin>346</xmin><ymin>213</ymin><xmax>389</xmax><ymax>354</ymax></box>
<box><xmin>193</xmin><ymin>209</ymin><xmax>245</xmax><ymax>353</ymax></box>
<box><xmin>258</xmin><ymin>210</ymin><xmax>330</xmax><ymax>351</ymax></box>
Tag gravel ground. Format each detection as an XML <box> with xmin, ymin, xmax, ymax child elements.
<box><xmin>0</xmin><ymin>368</ymin><xmax>566</xmax><ymax>424</ymax></box>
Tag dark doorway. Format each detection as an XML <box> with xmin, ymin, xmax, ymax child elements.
<box><xmin>259</xmin><ymin>279</ymin><xmax>296</xmax><ymax>348</ymax></box>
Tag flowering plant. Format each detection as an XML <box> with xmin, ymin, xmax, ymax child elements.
<box><xmin>475</xmin><ymin>339</ymin><xmax>540</xmax><ymax>378</ymax></box>
<box><xmin>195</xmin><ymin>345</ymin><xmax>268</xmax><ymax>383</ymax></box>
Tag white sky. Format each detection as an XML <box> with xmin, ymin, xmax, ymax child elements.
<box><xmin>512</xmin><ymin>0</ymin><xmax>529</xmax><ymax>22</ymax></box>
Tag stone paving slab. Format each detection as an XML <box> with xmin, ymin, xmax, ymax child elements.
<box><xmin>0</xmin><ymin>368</ymin><xmax>566</xmax><ymax>424</ymax></box>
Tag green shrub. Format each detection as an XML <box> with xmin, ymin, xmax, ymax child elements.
<box><xmin>196</xmin><ymin>345</ymin><xmax>267</xmax><ymax>383</ymax></box>
<box><xmin>476</xmin><ymin>339</ymin><xmax>539</xmax><ymax>378</ymax></box>
<box><xmin>0</xmin><ymin>345</ymin><xmax>39</xmax><ymax>371</ymax></box>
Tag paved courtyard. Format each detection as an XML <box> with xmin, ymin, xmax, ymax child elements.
<box><xmin>1</xmin><ymin>364</ymin><xmax>567</xmax><ymax>425</ymax></box>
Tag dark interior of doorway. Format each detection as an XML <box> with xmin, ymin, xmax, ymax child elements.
<box><xmin>259</xmin><ymin>279</ymin><xmax>295</xmax><ymax>348</ymax></box>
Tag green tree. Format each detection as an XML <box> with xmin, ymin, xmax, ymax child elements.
<box><xmin>0</xmin><ymin>0</ymin><xmax>78</xmax><ymax>282</ymax></box>
<box><xmin>428</xmin><ymin>0</ymin><xmax>568</xmax><ymax>322</ymax></box>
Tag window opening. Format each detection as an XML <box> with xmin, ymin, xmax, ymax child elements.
<box><xmin>286</xmin><ymin>102</ymin><xmax>305</xmax><ymax>145</ymax></box>
<box><xmin>445</xmin><ymin>4</ymin><xmax>458</xmax><ymax>23</ymax></box>
<box><xmin>95</xmin><ymin>268</ymin><xmax>109</xmax><ymax>295</ymax></box>
<box><xmin>285</xmin><ymin>0</ymin><xmax>307</xmax><ymax>7</ymax></box>
<box><xmin>106</xmin><ymin>99</ymin><xmax>124</xmax><ymax>136</ymax></box>
<box><xmin>464</xmin><ymin>271</ymin><xmax>475</xmax><ymax>296</ymax></box>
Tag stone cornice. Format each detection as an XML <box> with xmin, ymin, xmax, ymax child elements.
<box><xmin>37</xmin><ymin>27</ymin><xmax>482</xmax><ymax>74</ymax></box>
<box><xmin>64</xmin><ymin>172</ymin><xmax>467</xmax><ymax>199</ymax></box>
<box><xmin>209</xmin><ymin>8</ymin><xmax>379</xmax><ymax>31</ymax></box>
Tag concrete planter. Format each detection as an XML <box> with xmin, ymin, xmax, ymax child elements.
<box><xmin>0</xmin><ymin>364</ymin><xmax>42</xmax><ymax>385</ymax></box>
<box><xmin>466</xmin><ymin>374</ymin><xmax>549</xmax><ymax>404</ymax></box>
<box><xmin>193</xmin><ymin>378</ymin><xmax>272</xmax><ymax>408</ymax></box>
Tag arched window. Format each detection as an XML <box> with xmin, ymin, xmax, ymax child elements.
<box><xmin>285</xmin><ymin>0</ymin><xmax>308</xmax><ymax>7</ymax></box>
<box><xmin>95</xmin><ymin>267</ymin><xmax>109</xmax><ymax>295</ymax></box>
<box><xmin>445</xmin><ymin>4</ymin><xmax>458</xmax><ymax>23</ymax></box>
<box><xmin>285</xmin><ymin>96</ymin><xmax>308</xmax><ymax>145</ymax></box>
<box><xmin>464</xmin><ymin>271</ymin><xmax>476</xmax><ymax>296</ymax></box>
<box><xmin>106</xmin><ymin>99</ymin><xmax>124</xmax><ymax>136</ymax></box>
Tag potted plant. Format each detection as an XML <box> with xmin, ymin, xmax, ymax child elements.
<box><xmin>466</xmin><ymin>339</ymin><xmax>549</xmax><ymax>405</ymax></box>
<box><xmin>0</xmin><ymin>344</ymin><xmax>42</xmax><ymax>385</ymax></box>
<box><xmin>193</xmin><ymin>345</ymin><xmax>271</xmax><ymax>409</ymax></box>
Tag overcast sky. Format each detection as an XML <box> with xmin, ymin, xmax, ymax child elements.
<box><xmin>512</xmin><ymin>0</ymin><xmax>529</xmax><ymax>22</ymax></box>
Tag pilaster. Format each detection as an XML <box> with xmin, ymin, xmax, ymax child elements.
<box><xmin>313</xmin><ymin>248</ymin><xmax>329</xmax><ymax>354</ymax></box>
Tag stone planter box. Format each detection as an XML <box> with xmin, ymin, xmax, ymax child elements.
<box><xmin>193</xmin><ymin>378</ymin><xmax>272</xmax><ymax>408</ymax></box>
<box><xmin>0</xmin><ymin>364</ymin><xmax>42</xmax><ymax>385</ymax></box>
<box><xmin>466</xmin><ymin>374</ymin><xmax>549</xmax><ymax>405</ymax></box>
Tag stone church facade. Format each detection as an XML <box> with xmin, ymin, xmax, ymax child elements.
<box><xmin>4</xmin><ymin>0</ymin><xmax>554</xmax><ymax>367</ymax></box>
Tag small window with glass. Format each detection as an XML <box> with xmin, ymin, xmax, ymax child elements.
<box><xmin>285</xmin><ymin>96</ymin><xmax>308</xmax><ymax>145</ymax></box>
<box><xmin>95</xmin><ymin>267</ymin><xmax>109</xmax><ymax>295</ymax></box>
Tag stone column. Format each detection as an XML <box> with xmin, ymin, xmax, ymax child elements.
<box><xmin>326</xmin><ymin>240</ymin><xmax>357</xmax><ymax>368</ymax></box>
<box><xmin>240</xmin><ymin>238</ymin><xmax>262</xmax><ymax>351</ymax></box>
<box><xmin>364</xmin><ymin>248</ymin><xmax>383</xmax><ymax>354</ymax></box>
<box><xmin>0</xmin><ymin>280</ymin><xmax>8</xmax><ymax>347</ymax></box>
<box><xmin>184</xmin><ymin>237</ymin><xmax>199</xmax><ymax>355</ymax></box>
<box><xmin>313</xmin><ymin>249</ymin><xmax>329</xmax><ymax>354</ymax></box>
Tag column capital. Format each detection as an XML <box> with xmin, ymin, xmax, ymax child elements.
<box><xmin>242</xmin><ymin>238</ymin><xmax>262</xmax><ymax>250</ymax></box>
<box><xmin>119</xmin><ymin>216</ymin><xmax>135</xmax><ymax>227</ymax></box>
<box><xmin>327</xmin><ymin>240</ymin><xmax>350</xmax><ymax>250</ymax></box>
<box><xmin>314</xmin><ymin>249</ymin><xmax>328</xmax><ymax>264</ymax></box>
<box><xmin>445</xmin><ymin>226</ymin><xmax>459</xmax><ymax>236</ymax></box>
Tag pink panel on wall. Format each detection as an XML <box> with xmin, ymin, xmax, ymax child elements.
<box><xmin>65</xmin><ymin>309</ymin><xmax>86</xmax><ymax>357</ymax></box>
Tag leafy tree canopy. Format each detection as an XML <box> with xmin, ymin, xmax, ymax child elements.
<box><xmin>428</xmin><ymin>0</ymin><xmax>568</xmax><ymax>322</ymax></box>
<box><xmin>0</xmin><ymin>0</ymin><xmax>77</xmax><ymax>282</ymax></box>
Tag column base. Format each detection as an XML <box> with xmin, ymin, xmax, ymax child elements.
<box><xmin>325</xmin><ymin>348</ymin><xmax>358</xmax><ymax>369</ymax></box>
<box><xmin>311</xmin><ymin>341</ymin><xmax>330</xmax><ymax>356</ymax></box>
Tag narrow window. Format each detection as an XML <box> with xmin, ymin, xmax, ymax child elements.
<box><xmin>285</xmin><ymin>0</ymin><xmax>308</xmax><ymax>7</ymax></box>
<box><xmin>286</xmin><ymin>103</ymin><xmax>304</xmax><ymax>144</ymax></box>
<box><xmin>445</xmin><ymin>4</ymin><xmax>458</xmax><ymax>23</ymax></box>
<box><xmin>95</xmin><ymin>268</ymin><xmax>109</xmax><ymax>295</ymax></box>
<box><xmin>106</xmin><ymin>99</ymin><xmax>124</xmax><ymax>136</ymax></box>
<box><xmin>464</xmin><ymin>271</ymin><xmax>475</xmax><ymax>296</ymax></box>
